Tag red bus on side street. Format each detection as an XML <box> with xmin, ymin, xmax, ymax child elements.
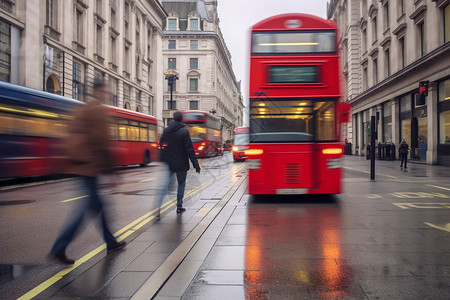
<box><xmin>0</xmin><ymin>81</ymin><xmax>158</xmax><ymax>179</ymax></box>
<box><xmin>232</xmin><ymin>127</ymin><xmax>250</xmax><ymax>161</ymax></box>
<box><xmin>182</xmin><ymin>110</ymin><xmax>222</xmax><ymax>157</ymax></box>
<box><xmin>246</xmin><ymin>13</ymin><xmax>350</xmax><ymax>195</ymax></box>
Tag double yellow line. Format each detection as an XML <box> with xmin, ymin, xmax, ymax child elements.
<box><xmin>17</xmin><ymin>173</ymin><xmax>227</xmax><ymax>300</ymax></box>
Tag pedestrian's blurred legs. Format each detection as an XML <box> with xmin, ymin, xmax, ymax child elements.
<box><xmin>83</xmin><ymin>176</ymin><xmax>118</xmax><ymax>248</ymax></box>
<box><xmin>176</xmin><ymin>171</ymin><xmax>187</xmax><ymax>207</ymax></box>
<box><xmin>400</xmin><ymin>154</ymin><xmax>407</xmax><ymax>168</ymax></box>
<box><xmin>157</xmin><ymin>165</ymin><xmax>174</xmax><ymax>217</ymax></box>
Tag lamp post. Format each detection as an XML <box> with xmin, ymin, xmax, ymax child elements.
<box><xmin>164</xmin><ymin>70</ymin><xmax>178</xmax><ymax>110</ymax></box>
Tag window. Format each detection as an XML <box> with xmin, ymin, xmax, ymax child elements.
<box><xmin>189</xmin><ymin>78</ymin><xmax>198</xmax><ymax>92</ymax></box>
<box><xmin>75</xmin><ymin>9</ymin><xmax>83</xmax><ymax>44</ymax></box>
<box><xmin>190</xmin><ymin>40</ymin><xmax>198</xmax><ymax>50</ymax></box>
<box><xmin>439</xmin><ymin>80</ymin><xmax>450</xmax><ymax>144</ymax></box>
<box><xmin>96</xmin><ymin>24</ymin><xmax>102</xmax><ymax>55</ymax></box>
<box><xmin>384</xmin><ymin>2</ymin><xmax>390</xmax><ymax>30</ymax></box>
<box><xmin>111</xmin><ymin>8</ymin><xmax>116</xmax><ymax>29</ymax></box>
<box><xmin>190</xmin><ymin>19</ymin><xmax>198</xmax><ymax>30</ymax></box>
<box><xmin>399</xmin><ymin>37</ymin><xmax>405</xmax><ymax>68</ymax></box>
<box><xmin>190</xmin><ymin>58</ymin><xmax>198</xmax><ymax>69</ymax></box>
<box><xmin>110</xmin><ymin>36</ymin><xmax>116</xmax><ymax>64</ymax></box>
<box><xmin>384</xmin><ymin>48</ymin><xmax>390</xmax><ymax>77</ymax></box>
<box><xmin>149</xmin><ymin>95</ymin><xmax>154</xmax><ymax>115</ymax></box>
<box><xmin>167</xmin><ymin>100</ymin><xmax>176</xmax><ymax>110</ymax></box>
<box><xmin>72</xmin><ymin>61</ymin><xmax>83</xmax><ymax>101</ymax></box>
<box><xmin>252</xmin><ymin>31</ymin><xmax>336</xmax><ymax>54</ymax></box>
<box><xmin>109</xmin><ymin>76</ymin><xmax>117</xmax><ymax>106</ymax></box>
<box><xmin>362</xmin><ymin>29</ymin><xmax>367</xmax><ymax>53</ymax></box>
<box><xmin>398</xmin><ymin>0</ymin><xmax>405</xmax><ymax>16</ymax></box>
<box><xmin>124</xmin><ymin>46</ymin><xmax>130</xmax><ymax>72</ymax></box>
<box><xmin>363</xmin><ymin>66</ymin><xmax>368</xmax><ymax>90</ymax></box>
<box><xmin>189</xmin><ymin>101</ymin><xmax>198</xmax><ymax>110</ymax></box>
<box><xmin>125</xmin><ymin>20</ymin><xmax>129</xmax><ymax>39</ymax></box>
<box><xmin>0</xmin><ymin>20</ymin><xmax>11</xmax><ymax>82</ymax></box>
<box><xmin>419</xmin><ymin>22</ymin><xmax>425</xmax><ymax>57</ymax></box>
<box><xmin>136</xmin><ymin>90</ymin><xmax>141</xmax><ymax>104</ymax></box>
<box><xmin>444</xmin><ymin>4</ymin><xmax>450</xmax><ymax>43</ymax></box>
<box><xmin>383</xmin><ymin>101</ymin><xmax>392</xmax><ymax>143</ymax></box>
<box><xmin>168</xmin><ymin>58</ymin><xmax>176</xmax><ymax>69</ymax></box>
<box><xmin>168</xmin><ymin>19</ymin><xmax>177</xmax><ymax>31</ymax></box>
<box><xmin>168</xmin><ymin>40</ymin><xmax>176</xmax><ymax>49</ymax></box>
<box><xmin>124</xmin><ymin>1</ymin><xmax>130</xmax><ymax>19</ymax></box>
<box><xmin>372</xmin><ymin>16</ymin><xmax>377</xmax><ymax>42</ymax></box>
<box><xmin>123</xmin><ymin>84</ymin><xmax>130</xmax><ymax>103</ymax></box>
<box><xmin>46</xmin><ymin>0</ymin><xmax>57</xmax><ymax>28</ymax></box>
<box><xmin>373</xmin><ymin>58</ymin><xmax>378</xmax><ymax>85</ymax></box>
<box><xmin>96</xmin><ymin>0</ymin><xmax>102</xmax><ymax>15</ymax></box>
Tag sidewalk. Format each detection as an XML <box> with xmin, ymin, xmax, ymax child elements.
<box><xmin>342</xmin><ymin>154</ymin><xmax>450</xmax><ymax>184</ymax></box>
<box><xmin>17</xmin><ymin>165</ymin><xmax>247</xmax><ymax>300</ymax></box>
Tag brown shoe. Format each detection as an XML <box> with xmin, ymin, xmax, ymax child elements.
<box><xmin>107</xmin><ymin>241</ymin><xmax>126</xmax><ymax>253</ymax></box>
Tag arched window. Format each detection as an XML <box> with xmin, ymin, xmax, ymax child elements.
<box><xmin>46</xmin><ymin>74</ymin><xmax>61</xmax><ymax>94</ymax></box>
<box><xmin>124</xmin><ymin>102</ymin><xmax>131</xmax><ymax>110</ymax></box>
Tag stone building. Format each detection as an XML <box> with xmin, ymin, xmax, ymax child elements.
<box><xmin>160</xmin><ymin>0</ymin><xmax>244</xmax><ymax>141</ymax></box>
<box><xmin>0</xmin><ymin>0</ymin><xmax>167</xmax><ymax>127</ymax></box>
<box><xmin>328</xmin><ymin>0</ymin><xmax>450</xmax><ymax>165</ymax></box>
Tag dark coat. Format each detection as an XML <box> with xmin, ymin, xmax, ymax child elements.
<box><xmin>160</xmin><ymin>121</ymin><xmax>199</xmax><ymax>172</ymax></box>
<box><xmin>399</xmin><ymin>141</ymin><xmax>409</xmax><ymax>155</ymax></box>
<box><xmin>66</xmin><ymin>99</ymin><xmax>113</xmax><ymax>177</ymax></box>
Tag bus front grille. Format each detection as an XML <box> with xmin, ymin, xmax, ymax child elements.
<box><xmin>285</xmin><ymin>164</ymin><xmax>300</xmax><ymax>184</ymax></box>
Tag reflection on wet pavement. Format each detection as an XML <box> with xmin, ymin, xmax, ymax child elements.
<box><xmin>0</xmin><ymin>264</ymin><xmax>38</xmax><ymax>287</ymax></box>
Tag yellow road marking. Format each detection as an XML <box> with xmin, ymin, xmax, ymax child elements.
<box><xmin>0</xmin><ymin>178</ymin><xmax>71</xmax><ymax>192</ymax></box>
<box><xmin>18</xmin><ymin>166</ymin><xmax>240</xmax><ymax>300</ymax></box>
<box><xmin>393</xmin><ymin>203</ymin><xmax>450</xmax><ymax>209</ymax></box>
<box><xmin>138</xmin><ymin>178</ymin><xmax>155</xmax><ymax>183</ymax></box>
<box><xmin>61</xmin><ymin>195</ymin><xmax>87</xmax><ymax>203</ymax></box>
<box><xmin>427</xmin><ymin>184</ymin><xmax>450</xmax><ymax>191</ymax></box>
<box><xmin>424</xmin><ymin>222</ymin><xmax>450</xmax><ymax>233</ymax></box>
<box><xmin>368</xmin><ymin>194</ymin><xmax>382</xmax><ymax>198</ymax></box>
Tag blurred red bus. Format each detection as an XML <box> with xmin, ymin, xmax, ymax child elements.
<box><xmin>247</xmin><ymin>13</ymin><xmax>349</xmax><ymax>195</ymax></box>
<box><xmin>182</xmin><ymin>110</ymin><xmax>222</xmax><ymax>157</ymax></box>
<box><xmin>232</xmin><ymin>127</ymin><xmax>250</xmax><ymax>161</ymax></box>
<box><xmin>0</xmin><ymin>81</ymin><xmax>158</xmax><ymax>179</ymax></box>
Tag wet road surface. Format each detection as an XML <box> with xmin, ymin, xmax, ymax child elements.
<box><xmin>1</xmin><ymin>154</ymin><xmax>450</xmax><ymax>299</ymax></box>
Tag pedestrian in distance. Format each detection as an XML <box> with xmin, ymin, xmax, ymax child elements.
<box><xmin>49</xmin><ymin>81</ymin><xmax>125</xmax><ymax>265</ymax></box>
<box><xmin>157</xmin><ymin>111</ymin><xmax>201</xmax><ymax>217</ymax></box>
<box><xmin>399</xmin><ymin>138</ymin><xmax>409</xmax><ymax>171</ymax></box>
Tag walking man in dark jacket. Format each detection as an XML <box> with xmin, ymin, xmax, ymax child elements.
<box><xmin>158</xmin><ymin>111</ymin><xmax>201</xmax><ymax>215</ymax></box>
<box><xmin>399</xmin><ymin>138</ymin><xmax>409</xmax><ymax>171</ymax></box>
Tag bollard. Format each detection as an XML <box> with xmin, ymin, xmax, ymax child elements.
<box><xmin>390</xmin><ymin>143</ymin><xmax>396</xmax><ymax>160</ymax></box>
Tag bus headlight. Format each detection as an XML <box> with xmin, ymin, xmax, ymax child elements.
<box><xmin>248</xmin><ymin>159</ymin><xmax>261</xmax><ymax>169</ymax></box>
<box><xmin>327</xmin><ymin>158</ymin><xmax>341</xmax><ymax>169</ymax></box>
<box><xmin>232</xmin><ymin>146</ymin><xmax>239</xmax><ymax>151</ymax></box>
<box><xmin>198</xmin><ymin>146</ymin><xmax>204</xmax><ymax>151</ymax></box>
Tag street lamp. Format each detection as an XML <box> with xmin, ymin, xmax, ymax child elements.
<box><xmin>164</xmin><ymin>69</ymin><xmax>178</xmax><ymax>110</ymax></box>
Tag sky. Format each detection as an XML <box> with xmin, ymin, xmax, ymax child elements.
<box><xmin>216</xmin><ymin>0</ymin><xmax>330</xmax><ymax>109</ymax></box>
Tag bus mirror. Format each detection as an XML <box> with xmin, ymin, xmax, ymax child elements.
<box><xmin>338</xmin><ymin>102</ymin><xmax>351</xmax><ymax>123</ymax></box>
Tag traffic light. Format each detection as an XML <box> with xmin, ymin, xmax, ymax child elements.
<box><xmin>417</xmin><ymin>81</ymin><xmax>429</xmax><ymax>106</ymax></box>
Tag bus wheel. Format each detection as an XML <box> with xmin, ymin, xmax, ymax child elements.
<box><xmin>140</xmin><ymin>151</ymin><xmax>150</xmax><ymax>167</ymax></box>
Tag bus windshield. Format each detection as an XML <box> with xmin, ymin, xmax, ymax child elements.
<box><xmin>252</xmin><ymin>31</ymin><xmax>335</xmax><ymax>54</ymax></box>
<box><xmin>250</xmin><ymin>99</ymin><xmax>335</xmax><ymax>142</ymax></box>
<box><xmin>234</xmin><ymin>133</ymin><xmax>249</xmax><ymax>146</ymax></box>
<box><xmin>186</xmin><ymin>124</ymin><xmax>206</xmax><ymax>143</ymax></box>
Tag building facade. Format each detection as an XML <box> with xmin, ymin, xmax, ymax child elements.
<box><xmin>0</xmin><ymin>0</ymin><xmax>167</xmax><ymax>127</ymax></box>
<box><xmin>161</xmin><ymin>0</ymin><xmax>244</xmax><ymax>141</ymax></box>
<box><xmin>328</xmin><ymin>0</ymin><xmax>450</xmax><ymax>165</ymax></box>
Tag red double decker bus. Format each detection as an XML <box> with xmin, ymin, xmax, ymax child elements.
<box><xmin>232</xmin><ymin>127</ymin><xmax>250</xmax><ymax>161</ymax></box>
<box><xmin>0</xmin><ymin>82</ymin><xmax>158</xmax><ymax>179</ymax></box>
<box><xmin>246</xmin><ymin>13</ymin><xmax>348</xmax><ymax>195</ymax></box>
<box><xmin>182</xmin><ymin>110</ymin><xmax>222</xmax><ymax>157</ymax></box>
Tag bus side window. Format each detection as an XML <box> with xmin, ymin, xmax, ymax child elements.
<box><xmin>140</xmin><ymin>127</ymin><xmax>148</xmax><ymax>142</ymax></box>
<box><xmin>109</xmin><ymin>123</ymin><xmax>118</xmax><ymax>140</ymax></box>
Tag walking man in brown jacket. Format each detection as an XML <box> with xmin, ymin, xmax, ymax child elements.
<box><xmin>49</xmin><ymin>82</ymin><xmax>125</xmax><ymax>264</ymax></box>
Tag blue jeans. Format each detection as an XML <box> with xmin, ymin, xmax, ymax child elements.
<box><xmin>50</xmin><ymin>176</ymin><xmax>118</xmax><ymax>255</ymax></box>
<box><xmin>158</xmin><ymin>168</ymin><xmax>187</xmax><ymax>209</ymax></box>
